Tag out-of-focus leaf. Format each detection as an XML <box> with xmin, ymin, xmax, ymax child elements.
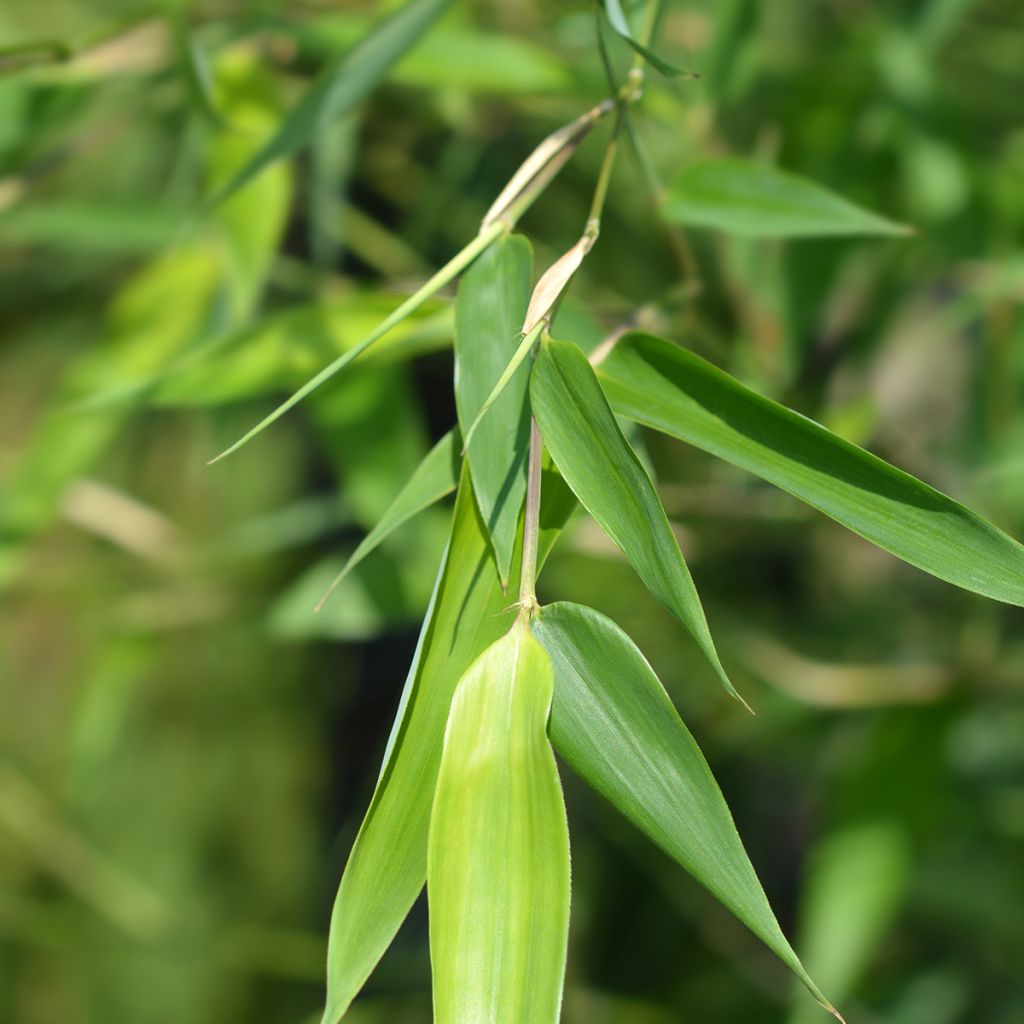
<box><xmin>317</xmin><ymin>430</ymin><xmax>460</xmax><ymax>611</ymax></box>
<box><xmin>533</xmin><ymin>602</ymin><xmax>840</xmax><ymax>1020</ymax></box>
<box><xmin>454</xmin><ymin>234</ymin><xmax>532</xmax><ymax>586</ymax></box>
<box><xmin>602</xmin><ymin>0</ymin><xmax>691</xmax><ymax>77</ymax></box>
<box><xmin>788</xmin><ymin>822</ymin><xmax>910</xmax><ymax>1024</ymax></box>
<box><xmin>0</xmin><ymin>200</ymin><xmax>186</xmax><ymax>253</ymax></box>
<box><xmin>300</xmin><ymin>16</ymin><xmax>571</xmax><ymax>94</ymax></box>
<box><xmin>320</xmin><ymin>470</ymin><xmax>573</xmax><ymax>1023</ymax></box>
<box><xmin>530</xmin><ymin>337</ymin><xmax>743</xmax><ymax>705</ymax></box>
<box><xmin>665</xmin><ymin>160</ymin><xmax>910</xmax><ymax>238</ymax></box>
<box><xmin>429</xmin><ymin>618</ymin><xmax>569</xmax><ymax>1024</ymax></box>
<box><xmin>599</xmin><ymin>332</ymin><xmax>1024</xmax><ymax>606</ymax></box>
<box><xmin>173</xmin><ymin>18</ymin><xmax>222</xmax><ymax>126</ymax></box>
<box><xmin>212</xmin><ymin>0</ymin><xmax>451</xmax><ymax>204</ymax></box>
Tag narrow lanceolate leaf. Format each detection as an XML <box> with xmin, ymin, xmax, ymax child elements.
<box><xmin>429</xmin><ymin>618</ymin><xmax>570</xmax><ymax>1024</ymax></box>
<box><xmin>320</xmin><ymin>470</ymin><xmax>574</xmax><ymax>1024</ymax></box>
<box><xmin>531</xmin><ymin>337</ymin><xmax>745</xmax><ymax>706</ymax></box>
<box><xmin>665</xmin><ymin>160</ymin><xmax>910</xmax><ymax>238</ymax></box>
<box><xmin>534</xmin><ymin>603</ymin><xmax>842</xmax><ymax>1022</ymax></box>
<box><xmin>316</xmin><ymin>429</ymin><xmax>460</xmax><ymax>611</ymax></box>
<box><xmin>602</xmin><ymin>0</ymin><xmax>692</xmax><ymax>77</ymax></box>
<box><xmin>599</xmin><ymin>332</ymin><xmax>1024</xmax><ymax>606</ymax></box>
<box><xmin>208</xmin><ymin>220</ymin><xmax>502</xmax><ymax>464</ymax></box>
<box><xmin>212</xmin><ymin>0</ymin><xmax>451</xmax><ymax>204</ymax></box>
<box><xmin>454</xmin><ymin>234</ymin><xmax>533</xmax><ymax>586</ymax></box>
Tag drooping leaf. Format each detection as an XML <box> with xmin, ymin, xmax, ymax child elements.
<box><xmin>211</xmin><ymin>0</ymin><xmax>451</xmax><ymax>204</ymax></box>
<box><xmin>533</xmin><ymin>602</ymin><xmax>841</xmax><ymax>1020</ymax></box>
<box><xmin>665</xmin><ymin>159</ymin><xmax>910</xmax><ymax>238</ymax></box>
<box><xmin>454</xmin><ymin>234</ymin><xmax>533</xmax><ymax>586</ymax></box>
<box><xmin>316</xmin><ymin>429</ymin><xmax>460</xmax><ymax>610</ymax></box>
<box><xmin>320</xmin><ymin>469</ymin><xmax>574</xmax><ymax>1024</ymax></box>
<box><xmin>602</xmin><ymin>0</ymin><xmax>691</xmax><ymax>77</ymax></box>
<box><xmin>429</xmin><ymin>618</ymin><xmax>570</xmax><ymax>1024</ymax></box>
<box><xmin>530</xmin><ymin>337</ymin><xmax>744</xmax><ymax>705</ymax></box>
<box><xmin>598</xmin><ymin>332</ymin><xmax>1024</xmax><ymax>606</ymax></box>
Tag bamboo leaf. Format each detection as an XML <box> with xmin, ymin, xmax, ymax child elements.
<box><xmin>454</xmin><ymin>234</ymin><xmax>533</xmax><ymax>587</ymax></box>
<box><xmin>316</xmin><ymin>429</ymin><xmax>460</xmax><ymax>611</ymax></box>
<box><xmin>208</xmin><ymin>221</ymin><xmax>502</xmax><ymax>464</ymax></box>
<box><xmin>530</xmin><ymin>337</ymin><xmax>745</xmax><ymax>706</ymax></box>
<box><xmin>602</xmin><ymin>0</ymin><xmax>692</xmax><ymax>77</ymax></box>
<box><xmin>429</xmin><ymin>618</ymin><xmax>570</xmax><ymax>1024</ymax></box>
<box><xmin>211</xmin><ymin>0</ymin><xmax>451</xmax><ymax>204</ymax></box>
<box><xmin>598</xmin><ymin>332</ymin><xmax>1024</xmax><ymax>606</ymax></box>
<box><xmin>665</xmin><ymin>159</ymin><xmax>910</xmax><ymax>238</ymax></box>
<box><xmin>534</xmin><ymin>602</ymin><xmax>842</xmax><ymax>1021</ymax></box>
<box><xmin>320</xmin><ymin>469</ymin><xmax>574</xmax><ymax>1024</ymax></box>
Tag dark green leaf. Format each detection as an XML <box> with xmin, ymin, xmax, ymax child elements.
<box><xmin>599</xmin><ymin>332</ymin><xmax>1024</xmax><ymax>606</ymax></box>
<box><xmin>212</xmin><ymin>0</ymin><xmax>451</xmax><ymax>205</ymax></box>
<box><xmin>534</xmin><ymin>602</ymin><xmax>840</xmax><ymax>1020</ymax></box>
<box><xmin>530</xmin><ymin>337</ymin><xmax>744</xmax><ymax>705</ymax></box>
<box><xmin>665</xmin><ymin>159</ymin><xmax>910</xmax><ymax>238</ymax></box>
<box><xmin>454</xmin><ymin>234</ymin><xmax>533</xmax><ymax>586</ymax></box>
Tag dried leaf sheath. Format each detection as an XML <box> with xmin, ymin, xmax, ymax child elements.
<box><xmin>429</xmin><ymin>618</ymin><xmax>570</xmax><ymax>1024</ymax></box>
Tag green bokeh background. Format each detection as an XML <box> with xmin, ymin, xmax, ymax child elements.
<box><xmin>1</xmin><ymin>2</ymin><xmax>1022</xmax><ymax>1022</ymax></box>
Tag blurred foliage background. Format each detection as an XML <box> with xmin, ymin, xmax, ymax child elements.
<box><xmin>1</xmin><ymin>1</ymin><xmax>1023</xmax><ymax>1022</ymax></box>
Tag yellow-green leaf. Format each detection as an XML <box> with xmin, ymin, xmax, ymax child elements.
<box><xmin>429</xmin><ymin>617</ymin><xmax>570</xmax><ymax>1024</ymax></box>
<box><xmin>320</xmin><ymin>469</ymin><xmax>574</xmax><ymax>1023</ymax></box>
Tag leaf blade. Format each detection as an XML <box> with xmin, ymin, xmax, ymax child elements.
<box><xmin>429</xmin><ymin>619</ymin><xmax>570</xmax><ymax>1024</ymax></box>
<box><xmin>530</xmin><ymin>337</ymin><xmax>744</xmax><ymax>704</ymax></box>
<box><xmin>599</xmin><ymin>331</ymin><xmax>1024</xmax><ymax>606</ymax></box>
<box><xmin>316</xmin><ymin>429</ymin><xmax>460</xmax><ymax>611</ymax></box>
<box><xmin>320</xmin><ymin>469</ymin><xmax>574</xmax><ymax>1024</ymax></box>
<box><xmin>534</xmin><ymin>602</ymin><xmax>839</xmax><ymax>1019</ymax></box>
<box><xmin>665</xmin><ymin>159</ymin><xmax>910</xmax><ymax>238</ymax></box>
<box><xmin>454</xmin><ymin>234</ymin><xmax>533</xmax><ymax>586</ymax></box>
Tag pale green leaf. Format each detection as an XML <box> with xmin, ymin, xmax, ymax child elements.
<box><xmin>429</xmin><ymin>618</ymin><xmax>569</xmax><ymax>1024</ymax></box>
<box><xmin>316</xmin><ymin>430</ymin><xmax>460</xmax><ymax>611</ymax></box>
<box><xmin>599</xmin><ymin>332</ymin><xmax>1024</xmax><ymax>605</ymax></box>
<box><xmin>534</xmin><ymin>602</ymin><xmax>841</xmax><ymax>1021</ymax></box>
<box><xmin>665</xmin><ymin>159</ymin><xmax>910</xmax><ymax>238</ymax></box>
<box><xmin>454</xmin><ymin>234</ymin><xmax>533</xmax><ymax>587</ymax></box>
<box><xmin>320</xmin><ymin>469</ymin><xmax>574</xmax><ymax>1024</ymax></box>
<box><xmin>211</xmin><ymin>0</ymin><xmax>451</xmax><ymax>204</ymax></box>
<box><xmin>530</xmin><ymin>337</ymin><xmax>744</xmax><ymax>705</ymax></box>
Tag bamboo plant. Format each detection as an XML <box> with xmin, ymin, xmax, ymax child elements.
<box><xmin>202</xmin><ymin>2</ymin><xmax>1024</xmax><ymax>1022</ymax></box>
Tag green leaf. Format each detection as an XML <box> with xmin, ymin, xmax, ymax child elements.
<box><xmin>454</xmin><ymin>234</ymin><xmax>533</xmax><ymax>587</ymax></box>
<box><xmin>208</xmin><ymin>222</ymin><xmax>502</xmax><ymax>464</ymax></box>
<box><xmin>602</xmin><ymin>0</ymin><xmax>691</xmax><ymax>77</ymax></box>
<box><xmin>429</xmin><ymin>618</ymin><xmax>570</xmax><ymax>1024</ymax></box>
<box><xmin>316</xmin><ymin>429</ymin><xmax>460</xmax><ymax>611</ymax></box>
<box><xmin>533</xmin><ymin>602</ymin><xmax>841</xmax><ymax>1021</ymax></box>
<box><xmin>599</xmin><ymin>332</ymin><xmax>1024</xmax><ymax>606</ymax></box>
<box><xmin>320</xmin><ymin>469</ymin><xmax>573</xmax><ymax>1024</ymax></box>
<box><xmin>211</xmin><ymin>0</ymin><xmax>451</xmax><ymax>204</ymax></box>
<box><xmin>530</xmin><ymin>337</ymin><xmax>744</xmax><ymax>705</ymax></box>
<box><xmin>665</xmin><ymin>159</ymin><xmax>910</xmax><ymax>238</ymax></box>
